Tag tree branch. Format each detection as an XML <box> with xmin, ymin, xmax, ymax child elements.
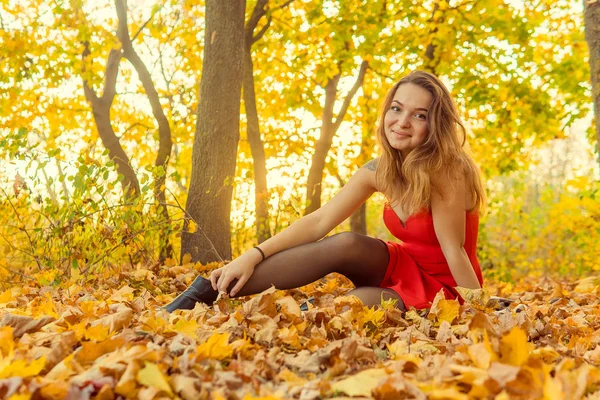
<box><xmin>245</xmin><ymin>0</ymin><xmax>269</xmax><ymax>36</ymax></box>
<box><xmin>115</xmin><ymin>0</ymin><xmax>172</xmax><ymax>165</ymax></box>
<box><xmin>332</xmin><ymin>60</ymin><xmax>368</xmax><ymax>132</ymax></box>
<box><xmin>252</xmin><ymin>15</ymin><xmax>272</xmax><ymax>44</ymax></box>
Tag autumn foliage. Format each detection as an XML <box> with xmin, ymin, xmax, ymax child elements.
<box><xmin>1</xmin><ymin>264</ymin><xmax>600</xmax><ymax>399</ymax></box>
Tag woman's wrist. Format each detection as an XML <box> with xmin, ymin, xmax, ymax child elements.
<box><xmin>253</xmin><ymin>246</ymin><xmax>266</xmax><ymax>262</ymax></box>
<box><xmin>243</xmin><ymin>246</ymin><xmax>264</xmax><ymax>265</ymax></box>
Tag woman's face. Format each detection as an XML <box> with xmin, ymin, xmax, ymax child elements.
<box><xmin>383</xmin><ymin>82</ymin><xmax>433</xmax><ymax>157</ymax></box>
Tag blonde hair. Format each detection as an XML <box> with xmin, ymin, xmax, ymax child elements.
<box><xmin>376</xmin><ymin>70</ymin><xmax>486</xmax><ymax>215</ymax></box>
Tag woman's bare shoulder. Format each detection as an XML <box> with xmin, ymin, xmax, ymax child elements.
<box><xmin>359</xmin><ymin>158</ymin><xmax>380</xmax><ymax>191</ymax></box>
<box><xmin>362</xmin><ymin>158</ymin><xmax>379</xmax><ymax>172</ymax></box>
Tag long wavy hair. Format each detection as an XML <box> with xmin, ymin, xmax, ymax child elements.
<box><xmin>376</xmin><ymin>70</ymin><xmax>486</xmax><ymax>215</ymax></box>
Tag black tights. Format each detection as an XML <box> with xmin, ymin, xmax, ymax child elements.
<box><xmin>234</xmin><ymin>232</ymin><xmax>405</xmax><ymax>310</ymax></box>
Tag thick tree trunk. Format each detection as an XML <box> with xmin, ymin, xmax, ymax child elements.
<box><xmin>244</xmin><ymin>0</ymin><xmax>271</xmax><ymax>244</ymax></box>
<box><xmin>181</xmin><ymin>0</ymin><xmax>245</xmax><ymax>264</ymax></box>
<box><xmin>584</xmin><ymin>0</ymin><xmax>600</xmax><ymax>166</ymax></box>
<box><xmin>305</xmin><ymin>61</ymin><xmax>368</xmax><ymax>215</ymax></box>
<box><xmin>116</xmin><ymin>0</ymin><xmax>173</xmax><ymax>260</ymax></box>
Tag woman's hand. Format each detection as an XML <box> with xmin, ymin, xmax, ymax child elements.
<box><xmin>210</xmin><ymin>250</ymin><xmax>262</xmax><ymax>297</ymax></box>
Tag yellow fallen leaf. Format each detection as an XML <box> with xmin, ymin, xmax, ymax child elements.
<box><xmin>543</xmin><ymin>363</ymin><xmax>563</xmax><ymax>400</ymax></box>
<box><xmin>331</xmin><ymin>368</ymin><xmax>388</xmax><ymax>396</ymax></box>
<box><xmin>116</xmin><ymin>361</ymin><xmax>140</xmax><ymax>397</ymax></box>
<box><xmin>437</xmin><ymin>299</ymin><xmax>460</xmax><ymax>324</ymax></box>
<box><xmin>8</xmin><ymin>394</ymin><xmax>31</xmax><ymax>400</ymax></box>
<box><xmin>277</xmin><ymin>368</ymin><xmax>307</xmax><ymax>387</ymax></box>
<box><xmin>500</xmin><ymin>327</ymin><xmax>532</xmax><ymax>366</ymax></box>
<box><xmin>108</xmin><ymin>285</ymin><xmax>136</xmax><ymax>302</ymax></box>
<box><xmin>172</xmin><ymin>318</ymin><xmax>199</xmax><ymax>338</ymax></box>
<box><xmin>0</xmin><ymin>326</ymin><xmax>15</xmax><ymax>357</ymax></box>
<box><xmin>84</xmin><ymin>324</ymin><xmax>110</xmax><ymax>341</ymax></box>
<box><xmin>196</xmin><ymin>332</ymin><xmax>233</xmax><ymax>360</ymax></box>
<box><xmin>136</xmin><ymin>361</ymin><xmax>173</xmax><ymax>396</ymax></box>
<box><xmin>0</xmin><ymin>356</ymin><xmax>46</xmax><ymax>379</ymax></box>
<box><xmin>468</xmin><ymin>331</ymin><xmax>498</xmax><ymax>369</ymax></box>
<box><xmin>181</xmin><ymin>253</ymin><xmax>193</xmax><ymax>265</ymax></box>
<box><xmin>28</xmin><ymin>293</ymin><xmax>59</xmax><ymax>319</ymax></box>
<box><xmin>429</xmin><ymin>291</ymin><xmax>460</xmax><ymax>325</ymax></box>
<box><xmin>422</xmin><ymin>385</ymin><xmax>470</xmax><ymax>400</ymax></box>
<box><xmin>91</xmin><ymin>308</ymin><xmax>133</xmax><ymax>333</ymax></box>
<box><xmin>40</xmin><ymin>381</ymin><xmax>69</xmax><ymax>400</ymax></box>
<box><xmin>0</xmin><ymin>289</ymin><xmax>14</xmax><ymax>304</ymax></box>
<box><xmin>456</xmin><ymin>286</ymin><xmax>490</xmax><ymax>310</ymax></box>
<box><xmin>278</xmin><ymin>326</ymin><xmax>302</xmax><ymax>350</ymax></box>
<box><xmin>574</xmin><ymin>276</ymin><xmax>599</xmax><ymax>293</ymax></box>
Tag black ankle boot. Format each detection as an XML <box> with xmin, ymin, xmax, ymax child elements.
<box><xmin>164</xmin><ymin>276</ymin><xmax>219</xmax><ymax>312</ymax></box>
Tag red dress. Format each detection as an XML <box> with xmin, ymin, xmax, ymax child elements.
<box><xmin>379</xmin><ymin>204</ymin><xmax>484</xmax><ymax>309</ymax></box>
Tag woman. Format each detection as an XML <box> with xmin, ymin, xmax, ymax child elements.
<box><xmin>165</xmin><ymin>70</ymin><xmax>485</xmax><ymax>313</ymax></box>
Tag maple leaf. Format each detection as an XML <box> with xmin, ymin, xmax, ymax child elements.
<box><xmin>0</xmin><ymin>355</ymin><xmax>46</xmax><ymax>379</ymax></box>
<box><xmin>331</xmin><ymin>368</ymin><xmax>388</xmax><ymax>396</ymax></box>
<box><xmin>196</xmin><ymin>332</ymin><xmax>233</xmax><ymax>361</ymax></box>
<box><xmin>136</xmin><ymin>361</ymin><xmax>174</xmax><ymax>396</ymax></box>
<box><xmin>172</xmin><ymin>318</ymin><xmax>199</xmax><ymax>338</ymax></box>
<box><xmin>500</xmin><ymin>327</ymin><xmax>533</xmax><ymax>366</ymax></box>
<box><xmin>455</xmin><ymin>286</ymin><xmax>491</xmax><ymax>311</ymax></box>
<box><xmin>428</xmin><ymin>291</ymin><xmax>460</xmax><ymax>325</ymax></box>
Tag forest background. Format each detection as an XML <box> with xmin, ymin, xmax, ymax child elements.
<box><xmin>2</xmin><ymin>0</ymin><xmax>600</xmax><ymax>399</ymax></box>
<box><xmin>1</xmin><ymin>0</ymin><xmax>598</xmax><ymax>283</ymax></box>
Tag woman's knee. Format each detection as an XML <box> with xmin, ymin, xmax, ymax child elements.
<box><xmin>326</xmin><ymin>232</ymin><xmax>365</xmax><ymax>250</ymax></box>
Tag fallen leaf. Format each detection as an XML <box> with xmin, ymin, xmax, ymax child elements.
<box><xmin>136</xmin><ymin>361</ymin><xmax>173</xmax><ymax>396</ymax></box>
<box><xmin>331</xmin><ymin>368</ymin><xmax>388</xmax><ymax>396</ymax></box>
<box><xmin>196</xmin><ymin>332</ymin><xmax>233</xmax><ymax>360</ymax></box>
<box><xmin>500</xmin><ymin>327</ymin><xmax>532</xmax><ymax>366</ymax></box>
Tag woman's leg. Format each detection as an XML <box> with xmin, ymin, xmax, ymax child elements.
<box><xmin>164</xmin><ymin>232</ymin><xmax>394</xmax><ymax>312</ymax></box>
<box><xmin>234</xmin><ymin>232</ymin><xmax>390</xmax><ymax>296</ymax></box>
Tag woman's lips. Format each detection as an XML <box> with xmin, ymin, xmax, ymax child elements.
<box><xmin>392</xmin><ymin>129</ymin><xmax>411</xmax><ymax>137</ymax></box>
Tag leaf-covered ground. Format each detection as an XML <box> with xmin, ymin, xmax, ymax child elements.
<box><xmin>1</xmin><ymin>262</ymin><xmax>600</xmax><ymax>399</ymax></box>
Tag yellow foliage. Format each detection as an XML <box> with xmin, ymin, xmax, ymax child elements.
<box><xmin>196</xmin><ymin>332</ymin><xmax>233</xmax><ymax>361</ymax></box>
<box><xmin>0</xmin><ymin>355</ymin><xmax>45</xmax><ymax>379</ymax></box>
<box><xmin>500</xmin><ymin>327</ymin><xmax>532</xmax><ymax>366</ymax></box>
<box><xmin>136</xmin><ymin>362</ymin><xmax>173</xmax><ymax>396</ymax></box>
<box><xmin>331</xmin><ymin>368</ymin><xmax>388</xmax><ymax>397</ymax></box>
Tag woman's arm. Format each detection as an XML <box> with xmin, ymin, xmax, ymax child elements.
<box><xmin>431</xmin><ymin>174</ymin><xmax>482</xmax><ymax>289</ymax></box>
<box><xmin>213</xmin><ymin>160</ymin><xmax>379</xmax><ymax>295</ymax></box>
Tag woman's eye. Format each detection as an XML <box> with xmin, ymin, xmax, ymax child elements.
<box><xmin>415</xmin><ymin>113</ymin><xmax>427</xmax><ymax>120</ymax></box>
<box><xmin>390</xmin><ymin>106</ymin><xmax>400</xmax><ymax>112</ymax></box>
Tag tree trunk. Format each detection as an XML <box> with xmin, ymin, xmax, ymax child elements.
<box><xmin>305</xmin><ymin>74</ymin><xmax>339</xmax><ymax>214</ymax></box>
<box><xmin>305</xmin><ymin>60</ymin><xmax>368</xmax><ymax>215</ymax></box>
<box><xmin>244</xmin><ymin>0</ymin><xmax>271</xmax><ymax>244</ymax></box>
<box><xmin>181</xmin><ymin>0</ymin><xmax>246</xmax><ymax>264</ymax></box>
<box><xmin>116</xmin><ymin>0</ymin><xmax>173</xmax><ymax>260</ymax></box>
<box><xmin>349</xmin><ymin>82</ymin><xmax>376</xmax><ymax>235</ymax></box>
<box><xmin>243</xmin><ymin>49</ymin><xmax>271</xmax><ymax>243</ymax></box>
<box><xmin>584</xmin><ymin>0</ymin><xmax>600</xmax><ymax>166</ymax></box>
<box><xmin>423</xmin><ymin>0</ymin><xmax>441</xmax><ymax>74</ymax></box>
<box><xmin>82</xmin><ymin>46</ymin><xmax>140</xmax><ymax>200</ymax></box>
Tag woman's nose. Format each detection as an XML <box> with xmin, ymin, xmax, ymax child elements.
<box><xmin>398</xmin><ymin>113</ymin><xmax>411</xmax><ymax>128</ymax></box>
